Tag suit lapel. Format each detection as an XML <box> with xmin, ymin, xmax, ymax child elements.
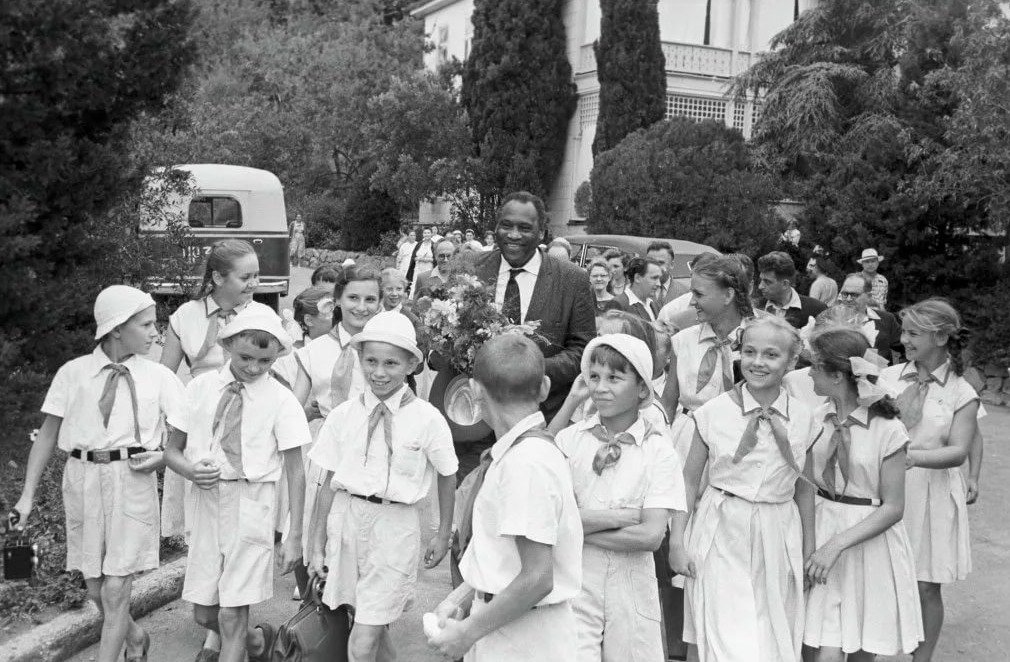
<box><xmin>477</xmin><ymin>249</ymin><xmax>502</xmax><ymax>289</ymax></box>
<box><xmin>525</xmin><ymin>250</ymin><xmax>551</xmax><ymax>323</ymax></box>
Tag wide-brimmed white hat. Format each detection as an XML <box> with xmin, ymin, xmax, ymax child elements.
<box><xmin>219</xmin><ymin>308</ymin><xmax>293</xmax><ymax>356</ymax></box>
<box><xmin>94</xmin><ymin>285</ymin><xmax>156</xmax><ymax>339</ymax></box>
<box><xmin>856</xmin><ymin>248</ymin><xmax>884</xmax><ymax>263</ymax></box>
<box><xmin>350</xmin><ymin>310</ymin><xmax>423</xmax><ymax>362</ymax></box>
<box><xmin>581</xmin><ymin>334</ymin><xmax>655</xmax><ymax>407</ymax></box>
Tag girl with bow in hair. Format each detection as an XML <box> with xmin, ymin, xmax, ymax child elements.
<box><xmin>880</xmin><ymin>299</ymin><xmax>981</xmax><ymax>662</ymax></box>
<box><xmin>669</xmin><ymin>315</ymin><xmax>818</xmax><ymax>662</ymax></box>
<box><xmin>803</xmin><ymin>327</ymin><xmax>922</xmax><ymax>660</ymax></box>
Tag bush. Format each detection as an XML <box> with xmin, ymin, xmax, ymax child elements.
<box><xmin>589</xmin><ymin>118</ymin><xmax>782</xmax><ymax>255</ymax></box>
<box><xmin>960</xmin><ymin>278</ymin><xmax>1010</xmax><ymax>370</ymax></box>
<box><xmin>340</xmin><ymin>183</ymin><xmax>401</xmax><ymax>251</ymax></box>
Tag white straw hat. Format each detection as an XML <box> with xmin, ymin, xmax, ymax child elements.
<box><xmin>94</xmin><ymin>285</ymin><xmax>156</xmax><ymax>339</ymax></box>
<box><xmin>350</xmin><ymin>310</ymin><xmax>422</xmax><ymax>362</ymax></box>
<box><xmin>856</xmin><ymin>248</ymin><xmax>884</xmax><ymax>263</ymax></box>
<box><xmin>581</xmin><ymin>334</ymin><xmax>656</xmax><ymax>407</ymax></box>
<box><xmin>219</xmin><ymin>308</ymin><xmax>293</xmax><ymax>356</ymax></box>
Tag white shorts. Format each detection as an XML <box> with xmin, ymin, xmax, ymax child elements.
<box><xmin>183</xmin><ymin>480</ymin><xmax>277</xmax><ymax>608</ymax></box>
<box><xmin>63</xmin><ymin>457</ymin><xmax>160</xmax><ymax>578</ymax></box>
<box><xmin>465</xmin><ymin>598</ymin><xmax>576</xmax><ymax>662</ymax></box>
<box><xmin>322</xmin><ymin>494</ymin><xmax>420</xmax><ymax>625</ymax></box>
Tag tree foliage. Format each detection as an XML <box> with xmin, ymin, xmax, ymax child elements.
<box><xmin>592</xmin><ymin>0</ymin><xmax>666</xmax><ymax>155</ymax></box>
<box><xmin>462</xmin><ymin>0</ymin><xmax>577</xmax><ymax>214</ymax></box>
<box><xmin>589</xmin><ymin>118</ymin><xmax>781</xmax><ymax>255</ymax></box>
<box><xmin>736</xmin><ymin>0</ymin><xmax>1006</xmax><ymax>314</ymax></box>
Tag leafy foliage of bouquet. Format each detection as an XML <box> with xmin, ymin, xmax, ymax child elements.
<box><xmin>414</xmin><ymin>272</ymin><xmax>543</xmax><ymax>375</ymax></box>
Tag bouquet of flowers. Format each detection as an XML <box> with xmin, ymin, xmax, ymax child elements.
<box><xmin>414</xmin><ymin>272</ymin><xmax>544</xmax><ymax>376</ymax></box>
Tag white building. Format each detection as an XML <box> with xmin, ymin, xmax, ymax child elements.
<box><xmin>411</xmin><ymin>0</ymin><xmax>817</xmax><ymax>234</ymax></box>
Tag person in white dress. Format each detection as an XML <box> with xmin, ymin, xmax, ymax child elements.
<box><xmin>669</xmin><ymin>315</ymin><xmax>819</xmax><ymax>662</ymax></box>
<box><xmin>158</xmin><ymin>239</ymin><xmax>277</xmax><ymax>659</ymax></box>
<box><xmin>880</xmin><ymin>299</ymin><xmax>980</xmax><ymax>662</ymax></box>
<box><xmin>803</xmin><ymin>327</ymin><xmax>923</xmax><ymax>659</ymax></box>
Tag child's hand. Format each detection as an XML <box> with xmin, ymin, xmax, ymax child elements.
<box><xmin>668</xmin><ymin>543</ymin><xmax>695</xmax><ymax>578</ymax></box>
<box><xmin>304</xmin><ymin>400</ymin><xmax>323</xmax><ymax>422</ymax></box>
<box><xmin>307</xmin><ymin>550</ymin><xmax>327</xmax><ymax>581</ymax></box>
<box><xmin>424</xmin><ymin>533</ymin><xmax>451</xmax><ymax>569</ymax></box>
<box><xmin>433</xmin><ymin>597</ymin><xmax>465</xmax><ymax>628</ymax></box>
<box><xmin>966</xmin><ymin>477</ymin><xmax>980</xmax><ymax>505</ymax></box>
<box><xmin>277</xmin><ymin>537</ymin><xmax>301</xmax><ymax>575</ymax></box>
<box><xmin>191</xmin><ymin>460</ymin><xmax>221</xmax><ymax>489</ymax></box>
<box><xmin>9</xmin><ymin>498</ymin><xmax>31</xmax><ymax>532</ymax></box>
<box><xmin>567</xmin><ymin>376</ymin><xmax>590</xmax><ymax>405</ymax></box>
<box><xmin>805</xmin><ymin>542</ymin><xmax>842</xmax><ymax>585</ymax></box>
<box><xmin>428</xmin><ymin>615</ymin><xmax>474</xmax><ymax>659</ymax></box>
<box><xmin>128</xmin><ymin>451</ymin><xmax>163</xmax><ymax>474</ymax></box>
<box><xmin>905</xmin><ymin>450</ymin><xmax>917</xmax><ymax>470</ymax></box>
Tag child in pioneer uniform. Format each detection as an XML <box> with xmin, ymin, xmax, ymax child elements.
<box><xmin>164</xmin><ymin>309</ymin><xmax>310</xmax><ymax>662</ymax></box>
<box><xmin>12</xmin><ymin>285</ymin><xmax>185</xmax><ymax>662</ymax></box>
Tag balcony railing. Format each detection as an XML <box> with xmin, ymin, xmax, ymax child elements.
<box><xmin>579</xmin><ymin>41</ymin><xmax>756</xmax><ymax>78</ymax></box>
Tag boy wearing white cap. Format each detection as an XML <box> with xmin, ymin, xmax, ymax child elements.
<box><xmin>556</xmin><ymin>334</ymin><xmax>686</xmax><ymax>661</ymax></box>
<box><xmin>11</xmin><ymin>285</ymin><xmax>185</xmax><ymax>662</ymax></box>
<box><xmin>307</xmin><ymin>310</ymin><xmax>458</xmax><ymax>662</ymax></box>
<box><xmin>164</xmin><ymin>309</ymin><xmax>311</xmax><ymax>662</ymax></box>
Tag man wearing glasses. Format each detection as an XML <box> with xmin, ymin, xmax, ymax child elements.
<box><xmin>838</xmin><ymin>273</ymin><xmax>902</xmax><ymax>364</ymax></box>
<box><xmin>414</xmin><ymin>239</ymin><xmax>458</xmax><ymax>300</ymax></box>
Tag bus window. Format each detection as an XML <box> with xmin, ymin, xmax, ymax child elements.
<box><xmin>188</xmin><ymin>196</ymin><xmax>243</xmax><ymax>228</ymax></box>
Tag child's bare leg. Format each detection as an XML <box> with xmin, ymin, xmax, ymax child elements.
<box><xmin>217</xmin><ymin>605</ymin><xmax>250</xmax><ymax>662</ymax></box>
<box><xmin>89</xmin><ymin>577</ymin><xmax>148</xmax><ymax>656</ymax></box>
<box><xmin>376</xmin><ymin>625</ymin><xmax>397</xmax><ymax>662</ymax></box>
<box><xmin>349</xmin><ymin>623</ymin><xmax>387</xmax><ymax>662</ymax></box>
<box><xmin>96</xmin><ymin>575</ymin><xmax>133</xmax><ymax>662</ymax></box>
<box><xmin>913</xmin><ymin>581</ymin><xmax>943</xmax><ymax>662</ymax></box>
<box><xmin>813</xmin><ymin>647</ymin><xmax>845</xmax><ymax>662</ymax></box>
<box><xmin>202</xmin><ymin>630</ymin><xmax>221</xmax><ymax>652</ymax></box>
<box><xmin>849</xmin><ymin>651</ymin><xmax>876</xmax><ymax>662</ymax></box>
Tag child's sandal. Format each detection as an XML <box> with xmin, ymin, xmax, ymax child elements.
<box><xmin>248</xmin><ymin>623</ymin><xmax>276</xmax><ymax>662</ymax></box>
<box><xmin>124</xmin><ymin>629</ymin><xmax>150</xmax><ymax>662</ymax></box>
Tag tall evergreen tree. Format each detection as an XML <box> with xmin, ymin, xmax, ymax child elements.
<box><xmin>592</xmin><ymin>0</ymin><xmax>667</xmax><ymax>155</ymax></box>
<box><xmin>462</xmin><ymin>0</ymin><xmax>576</xmax><ymax>216</ymax></box>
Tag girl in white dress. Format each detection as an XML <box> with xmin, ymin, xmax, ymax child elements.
<box><xmin>804</xmin><ymin>327</ymin><xmax>923</xmax><ymax>660</ymax></box>
<box><xmin>670</xmin><ymin>315</ymin><xmax>818</xmax><ymax>662</ymax></box>
<box><xmin>880</xmin><ymin>299</ymin><xmax>979</xmax><ymax>662</ymax></box>
<box><xmin>158</xmin><ymin>239</ymin><xmax>276</xmax><ymax>658</ymax></box>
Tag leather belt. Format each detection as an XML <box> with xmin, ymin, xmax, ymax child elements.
<box><xmin>816</xmin><ymin>489</ymin><xmax>880</xmax><ymax>507</ymax></box>
<box><xmin>70</xmin><ymin>447</ymin><xmax>145</xmax><ymax>464</ymax></box>
<box><xmin>476</xmin><ymin>591</ymin><xmax>548</xmax><ymax>609</ymax></box>
<box><xmin>350</xmin><ymin>493</ymin><xmax>406</xmax><ymax>506</ymax></box>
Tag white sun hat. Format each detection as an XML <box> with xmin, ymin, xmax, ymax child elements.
<box><xmin>219</xmin><ymin>308</ymin><xmax>294</xmax><ymax>356</ymax></box>
<box><xmin>581</xmin><ymin>333</ymin><xmax>656</xmax><ymax>407</ymax></box>
<box><xmin>856</xmin><ymin>248</ymin><xmax>884</xmax><ymax>263</ymax></box>
<box><xmin>350</xmin><ymin>310</ymin><xmax>423</xmax><ymax>362</ymax></box>
<box><xmin>93</xmin><ymin>285</ymin><xmax>156</xmax><ymax>339</ymax></box>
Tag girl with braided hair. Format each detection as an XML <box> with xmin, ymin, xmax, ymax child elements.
<box><xmin>880</xmin><ymin>298</ymin><xmax>981</xmax><ymax>662</ymax></box>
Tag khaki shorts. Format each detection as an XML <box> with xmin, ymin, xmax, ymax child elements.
<box><xmin>183</xmin><ymin>480</ymin><xmax>276</xmax><ymax>608</ymax></box>
<box><xmin>322</xmin><ymin>494</ymin><xmax>420</xmax><ymax>625</ymax></box>
<box><xmin>63</xmin><ymin>457</ymin><xmax>160</xmax><ymax>578</ymax></box>
<box><xmin>466</xmin><ymin>599</ymin><xmax>576</xmax><ymax>662</ymax></box>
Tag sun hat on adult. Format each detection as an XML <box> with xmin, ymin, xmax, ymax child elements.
<box><xmin>341</xmin><ymin>258</ymin><xmax>356</xmax><ymax>268</ymax></box>
<box><xmin>349</xmin><ymin>310</ymin><xmax>422</xmax><ymax>362</ymax></box>
<box><xmin>856</xmin><ymin>248</ymin><xmax>884</xmax><ymax>263</ymax></box>
<box><xmin>94</xmin><ymin>285</ymin><xmax>156</xmax><ymax>339</ymax></box>
<box><xmin>218</xmin><ymin>308</ymin><xmax>294</xmax><ymax>356</ymax></box>
<box><xmin>581</xmin><ymin>333</ymin><xmax>655</xmax><ymax>407</ymax></box>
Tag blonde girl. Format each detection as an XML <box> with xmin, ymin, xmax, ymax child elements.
<box><xmin>671</xmin><ymin>315</ymin><xmax>818</xmax><ymax>662</ymax></box>
<box><xmin>880</xmin><ymin>299</ymin><xmax>979</xmax><ymax>662</ymax></box>
<box><xmin>804</xmin><ymin>327</ymin><xmax>922</xmax><ymax>660</ymax></box>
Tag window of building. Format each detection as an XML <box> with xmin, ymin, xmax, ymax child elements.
<box><xmin>188</xmin><ymin>196</ymin><xmax>242</xmax><ymax>228</ymax></box>
<box><xmin>665</xmin><ymin>95</ymin><xmax>727</xmax><ymax>124</ymax></box>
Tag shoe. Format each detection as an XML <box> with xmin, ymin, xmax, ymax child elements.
<box><xmin>292</xmin><ymin>585</ymin><xmax>301</xmax><ymax>601</ymax></box>
<box><xmin>193</xmin><ymin>648</ymin><xmax>219</xmax><ymax>662</ymax></box>
<box><xmin>248</xmin><ymin>623</ymin><xmax>276</xmax><ymax>662</ymax></box>
<box><xmin>124</xmin><ymin>630</ymin><xmax>150</xmax><ymax>662</ymax></box>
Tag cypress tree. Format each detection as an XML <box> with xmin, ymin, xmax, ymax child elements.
<box><xmin>592</xmin><ymin>0</ymin><xmax>667</xmax><ymax>155</ymax></box>
<box><xmin>462</xmin><ymin>0</ymin><xmax>576</xmax><ymax>210</ymax></box>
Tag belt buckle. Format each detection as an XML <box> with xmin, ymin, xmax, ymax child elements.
<box><xmin>92</xmin><ymin>450</ymin><xmax>112</xmax><ymax>464</ymax></box>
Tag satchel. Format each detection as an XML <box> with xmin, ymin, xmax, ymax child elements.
<box><xmin>271</xmin><ymin>576</ymin><xmax>351</xmax><ymax>662</ymax></box>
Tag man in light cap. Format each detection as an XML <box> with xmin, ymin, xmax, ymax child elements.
<box><xmin>164</xmin><ymin>308</ymin><xmax>311</xmax><ymax>662</ymax></box>
<box><xmin>12</xmin><ymin>284</ymin><xmax>186</xmax><ymax>662</ymax></box>
<box><xmin>855</xmin><ymin>248</ymin><xmax>888</xmax><ymax>308</ymax></box>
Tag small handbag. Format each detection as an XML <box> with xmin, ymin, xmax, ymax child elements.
<box><xmin>270</xmin><ymin>576</ymin><xmax>351</xmax><ymax>662</ymax></box>
<box><xmin>3</xmin><ymin>509</ymin><xmax>38</xmax><ymax>581</ymax></box>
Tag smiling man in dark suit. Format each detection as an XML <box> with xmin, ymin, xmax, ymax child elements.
<box><xmin>470</xmin><ymin>191</ymin><xmax>596</xmax><ymax>420</ymax></box>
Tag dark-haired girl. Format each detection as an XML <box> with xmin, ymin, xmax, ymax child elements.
<box><xmin>803</xmin><ymin>327</ymin><xmax>922</xmax><ymax>660</ymax></box>
<box><xmin>880</xmin><ymin>299</ymin><xmax>980</xmax><ymax>662</ymax></box>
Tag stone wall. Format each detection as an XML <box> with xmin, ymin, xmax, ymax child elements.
<box><xmin>969</xmin><ymin>363</ymin><xmax>1010</xmax><ymax>407</ymax></box>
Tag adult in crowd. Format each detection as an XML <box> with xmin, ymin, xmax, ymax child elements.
<box><xmin>396</xmin><ymin>222</ymin><xmax>413</xmax><ymax>249</ymax></box>
<box><xmin>647</xmin><ymin>241</ymin><xmax>689</xmax><ymax>308</ymax></box>
<box><xmin>756</xmin><ymin>250</ymin><xmax>827</xmax><ymax>329</ymax></box>
<box><xmin>414</xmin><ymin>238</ymin><xmax>457</xmax><ymax>300</ymax></box>
<box><xmin>288</xmin><ymin>212</ymin><xmax>306</xmax><ymax>267</ymax></box>
<box><xmin>395</xmin><ymin>225</ymin><xmax>418</xmax><ymax>274</ymax></box>
<box><xmin>405</xmin><ymin>226</ymin><xmax>435</xmax><ymax>295</ymax></box>
<box><xmin>616</xmin><ymin>257</ymin><xmax>662</xmax><ymax>322</ymax></box>
<box><xmin>469</xmin><ymin>191</ymin><xmax>596</xmax><ymax>421</ymax></box>
<box><xmin>587</xmin><ymin>259</ymin><xmax>622</xmax><ymax>314</ymax></box>
<box><xmin>838</xmin><ymin>272</ymin><xmax>903</xmax><ymax>363</ymax></box>
<box><xmin>603</xmin><ymin>248</ymin><xmax>628</xmax><ymax>297</ymax></box>
<box><xmin>463</xmin><ymin>228</ymin><xmax>483</xmax><ymax>251</ymax></box>
<box><xmin>806</xmin><ymin>255</ymin><xmax>838</xmax><ymax>306</ymax></box>
<box><xmin>547</xmin><ymin>237</ymin><xmax>574</xmax><ymax>262</ymax></box>
<box><xmin>482</xmin><ymin>230</ymin><xmax>495</xmax><ymax>251</ymax></box>
<box><xmin>856</xmin><ymin>247</ymin><xmax>889</xmax><ymax>308</ymax></box>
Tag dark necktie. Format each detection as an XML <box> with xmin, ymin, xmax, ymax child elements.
<box><xmin>895</xmin><ymin>371</ymin><xmax>936</xmax><ymax>429</ymax></box>
<box><xmin>502</xmin><ymin>268</ymin><xmax>523</xmax><ymax>325</ymax></box>
<box><xmin>213</xmin><ymin>381</ymin><xmax>245</xmax><ymax>476</ymax></box>
<box><xmin>98</xmin><ymin>363</ymin><xmax>143</xmax><ymax>447</ymax></box>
